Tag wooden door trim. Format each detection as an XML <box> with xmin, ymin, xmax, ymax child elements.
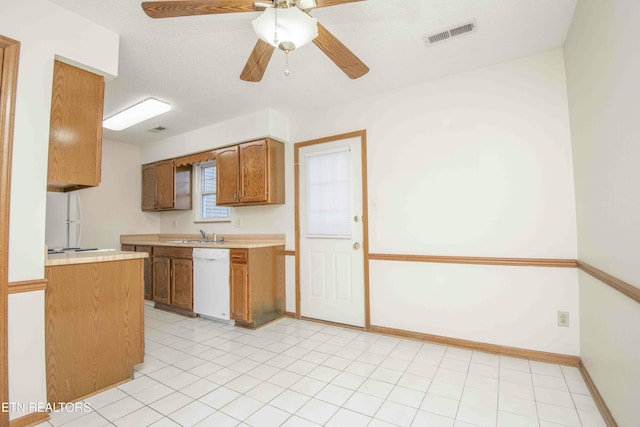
<box><xmin>0</xmin><ymin>34</ymin><xmax>20</xmax><ymax>427</ymax></box>
<box><xmin>294</xmin><ymin>130</ymin><xmax>371</xmax><ymax>329</ymax></box>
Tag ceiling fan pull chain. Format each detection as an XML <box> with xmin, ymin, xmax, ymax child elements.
<box><xmin>284</xmin><ymin>50</ymin><xmax>291</xmax><ymax>77</ymax></box>
<box><xmin>273</xmin><ymin>7</ymin><xmax>279</xmax><ymax>45</ymax></box>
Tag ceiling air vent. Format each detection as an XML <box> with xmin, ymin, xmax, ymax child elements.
<box><xmin>424</xmin><ymin>21</ymin><xmax>476</xmax><ymax>46</ymax></box>
<box><xmin>147</xmin><ymin>126</ymin><xmax>167</xmax><ymax>133</ymax></box>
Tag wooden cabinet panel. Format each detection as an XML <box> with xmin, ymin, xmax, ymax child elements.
<box><xmin>137</xmin><ymin>246</ymin><xmax>153</xmax><ymax>300</ymax></box>
<box><xmin>229</xmin><ymin>246</ymin><xmax>285</xmax><ymax>328</ymax></box>
<box><xmin>122</xmin><ymin>245</ymin><xmax>153</xmax><ymax>300</ymax></box>
<box><xmin>141</xmin><ymin>165</ymin><xmax>156</xmax><ymax>211</ymax></box>
<box><xmin>216</xmin><ymin>139</ymin><xmax>284</xmax><ymax>207</ymax></box>
<box><xmin>155</xmin><ymin>160</ymin><xmax>175</xmax><ymax>209</ymax></box>
<box><xmin>154</xmin><ymin>246</ymin><xmax>193</xmax><ymax>258</ymax></box>
<box><xmin>141</xmin><ymin>160</ymin><xmax>191</xmax><ymax>211</ymax></box>
<box><xmin>239</xmin><ymin>140</ymin><xmax>268</xmax><ymax>203</ymax></box>
<box><xmin>47</xmin><ymin>60</ymin><xmax>104</xmax><ymax>192</ymax></box>
<box><xmin>216</xmin><ymin>146</ymin><xmax>239</xmax><ymax>205</ymax></box>
<box><xmin>171</xmin><ymin>258</ymin><xmax>193</xmax><ymax>311</ymax></box>
<box><xmin>45</xmin><ymin>259</ymin><xmax>144</xmax><ymax>403</ymax></box>
<box><xmin>152</xmin><ymin>257</ymin><xmax>170</xmax><ymax>305</ymax></box>
<box><xmin>230</xmin><ymin>262</ymin><xmax>249</xmax><ymax>321</ymax></box>
<box><xmin>151</xmin><ymin>247</ymin><xmax>193</xmax><ymax>314</ymax></box>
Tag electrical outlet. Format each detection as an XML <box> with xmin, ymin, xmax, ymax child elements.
<box><xmin>558</xmin><ymin>311</ymin><xmax>570</xmax><ymax>327</ymax></box>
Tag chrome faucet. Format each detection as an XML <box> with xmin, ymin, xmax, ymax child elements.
<box><xmin>199</xmin><ymin>229</ymin><xmax>207</xmax><ymax>240</ymax></box>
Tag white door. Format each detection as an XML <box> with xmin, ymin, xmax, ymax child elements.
<box><xmin>299</xmin><ymin>137</ymin><xmax>365</xmax><ymax>327</ymax></box>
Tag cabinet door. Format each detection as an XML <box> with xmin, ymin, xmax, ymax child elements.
<box><xmin>152</xmin><ymin>257</ymin><xmax>171</xmax><ymax>305</ymax></box>
<box><xmin>141</xmin><ymin>164</ymin><xmax>156</xmax><ymax>210</ymax></box>
<box><xmin>239</xmin><ymin>139</ymin><xmax>268</xmax><ymax>204</ymax></box>
<box><xmin>155</xmin><ymin>160</ymin><xmax>175</xmax><ymax>209</ymax></box>
<box><xmin>171</xmin><ymin>259</ymin><xmax>193</xmax><ymax>311</ymax></box>
<box><xmin>230</xmin><ymin>263</ymin><xmax>249</xmax><ymax>321</ymax></box>
<box><xmin>47</xmin><ymin>60</ymin><xmax>104</xmax><ymax>191</ymax></box>
<box><xmin>137</xmin><ymin>246</ymin><xmax>153</xmax><ymax>300</ymax></box>
<box><xmin>216</xmin><ymin>146</ymin><xmax>239</xmax><ymax>205</ymax></box>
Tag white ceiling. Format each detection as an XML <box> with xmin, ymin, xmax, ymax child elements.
<box><xmin>49</xmin><ymin>0</ymin><xmax>577</xmax><ymax>145</ymax></box>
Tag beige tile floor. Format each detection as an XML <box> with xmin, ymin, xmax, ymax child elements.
<box><xmin>36</xmin><ymin>306</ymin><xmax>606</xmax><ymax>427</ymax></box>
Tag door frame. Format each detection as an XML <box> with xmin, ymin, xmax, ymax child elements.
<box><xmin>0</xmin><ymin>34</ymin><xmax>20</xmax><ymax>427</ymax></box>
<box><xmin>294</xmin><ymin>130</ymin><xmax>371</xmax><ymax>330</ymax></box>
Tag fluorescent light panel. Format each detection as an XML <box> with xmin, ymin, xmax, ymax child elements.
<box><xmin>103</xmin><ymin>98</ymin><xmax>171</xmax><ymax>131</ymax></box>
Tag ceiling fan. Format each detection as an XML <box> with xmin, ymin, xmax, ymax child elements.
<box><xmin>141</xmin><ymin>0</ymin><xmax>370</xmax><ymax>82</ymax></box>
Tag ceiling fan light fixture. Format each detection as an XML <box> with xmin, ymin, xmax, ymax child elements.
<box><xmin>252</xmin><ymin>6</ymin><xmax>318</xmax><ymax>51</ymax></box>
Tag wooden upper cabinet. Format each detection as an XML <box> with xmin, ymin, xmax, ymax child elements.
<box><xmin>216</xmin><ymin>138</ymin><xmax>284</xmax><ymax>206</ymax></box>
<box><xmin>47</xmin><ymin>60</ymin><xmax>105</xmax><ymax>192</ymax></box>
<box><xmin>141</xmin><ymin>160</ymin><xmax>191</xmax><ymax>211</ymax></box>
<box><xmin>239</xmin><ymin>140</ymin><xmax>269</xmax><ymax>203</ymax></box>
<box><xmin>141</xmin><ymin>165</ymin><xmax>156</xmax><ymax>211</ymax></box>
<box><xmin>155</xmin><ymin>160</ymin><xmax>175</xmax><ymax>209</ymax></box>
<box><xmin>216</xmin><ymin>146</ymin><xmax>239</xmax><ymax>205</ymax></box>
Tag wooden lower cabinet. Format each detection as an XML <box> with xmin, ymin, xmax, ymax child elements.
<box><xmin>171</xmin><ymin>258</ymin><xmax>193</xmax><ymax>311</ymax></box>
<box><xmin>138</xmin><ymin>245</ymin><xmax>153</xmax><ymax>300</ymax></box>
<box><xmin>152</xmin><ymin>256</ymin><xmax>171</xmax><ymax>305</ymax></box>
<box><xmin>230</xmin><ymin>246</ymin><xmax>285</xmax><ymax>328</ymax></box>
<box><xmin>45</xmin><ymin>259</ymin><xmax>144</xmax><ymax>404</ymax></box>
<box><xmin>152</xmin><ymin>246</ymin><xmax>194</xmax><ymax>314</ymax></box>
<box><xmin>230</xmin><ymin>261</ymin><xmax>249</xmax><ymax>321</ymax></box>
<box><xmin>123</xmin><ymin>244</ymin><xmax>153</xmax><ymax>300</ymax></box>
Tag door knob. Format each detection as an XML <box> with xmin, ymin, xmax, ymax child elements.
<box><xmin>353</xmin><ymin>242</ymin><xmax>360</xmax><ymax>250</ymax></box>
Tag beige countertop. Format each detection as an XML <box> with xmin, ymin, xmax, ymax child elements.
<box><xmin>120</xmin><ymin>234</ymin><xmax>286</xmax><ymax>249</ymax></box>
<box><xmin>46</xmin><ymin>250</ymin><xmax>148</xmax><ymax>267</ymax></box>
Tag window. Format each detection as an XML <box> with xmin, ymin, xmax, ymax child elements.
<box><xmin>305</xmin><ymin>148</ymin><xmax>352</xmax><ymax>238</ymax></box>
<box><xmin>194</xmin><ymin>161</ymin><xmax>230</xmax><ymax>222</ymax></box>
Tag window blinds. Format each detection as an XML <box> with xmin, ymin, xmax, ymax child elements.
<box><xmin>200</xmin><ymin>164</ymin><xmax>229</xmax><ymax>219</ymax></box>
<box><xmin>305</xmin><ymin>148</ymin><xmax>352</xmax><ymax>238</ymax></box>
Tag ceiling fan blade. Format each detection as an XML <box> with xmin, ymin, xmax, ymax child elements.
<box><xmin>240</xmin><ymin>39</ymin><xmax>276</xmax><ymax>82</ymax></box>
<box><xmin>313</xmin><ymin>0</ymin><xmax>365</xmax><ymax>8</ymax></box>
<box><xmin>142</xmin><ymin>0</ymin><xmax>263</xmax><ymax>18</ymax></box>
<box><xmin>313</xmin><ymin>23</ymin><xmax>369</xmax><ymax>79</ymax></box>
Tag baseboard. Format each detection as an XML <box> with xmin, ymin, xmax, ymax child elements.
<box><xmin>300</xmin><ymin>316</ymin><xmax>366</xmax><ymax>331</ymax></box>
<box><xmin>284</xmin><ymin>311</ymin><xmax>297</xmax><ymax>318</ymax></box>
<box><xmin>578</xmin><ymin>360</ymin><xmax>618</xmax><ymax>427</ymax></box>
<box><xmin>9</xmin><ymin>411</ymin><xmax>49</xmax><ymax>427</ymax></box>
<box><xmin>369</xmin><ymin>325</ymin><xmax>580</xmax><ymax>366</ymax></box>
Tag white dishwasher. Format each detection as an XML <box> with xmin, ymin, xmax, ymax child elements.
<box><xmin>193</xmin><ymin>248</ymin><xmax>231</xmax><ymax>321</ymax></box>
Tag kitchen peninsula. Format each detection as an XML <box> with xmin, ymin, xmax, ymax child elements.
<box><xmin>45</xmin><ymin>250</ymin><xmax>147</xmax><ymax>404</ymax></box>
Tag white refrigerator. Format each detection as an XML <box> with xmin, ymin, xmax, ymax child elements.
<box><xmin>45</xmin><ymin>192</ymin><xmax>82</xmax><ymax>249</ymax></box>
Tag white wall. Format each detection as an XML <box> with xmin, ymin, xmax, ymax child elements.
<box><xmin>79</xmin><ymin>139</ymin><xmax>160</xmax><ymax>249</ymax></box>
<box><xmin>140</xmin><ymin>108</ymin><xmax>290</xmax><ymax>164</ymax></box>
<box><xmin>563</xmin><ymin>1</ymin><xmax>640</xmax><ymax>424</ymax></box>
<box><xmin>290</xmin><ymin>49</ymin><xmax>580</xmax><ymax>354</ymax></box>
<box><xmin>0</xmin><ymin>0</ymin><xmax>119</xmax><ymax>420</ymax></box>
